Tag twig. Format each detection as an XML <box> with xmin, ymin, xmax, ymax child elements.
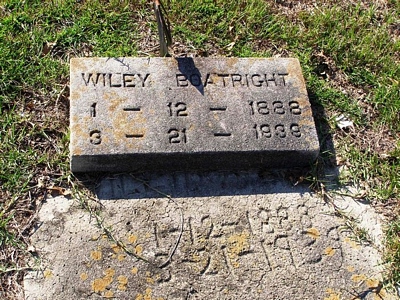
<box><xmin>55</xmin><ymin>84</ymin><xmax>67</xmax><ymax>106</ymax></box>
<box><xmin>0</xmin><ymin>266</ymin><xmax>33</xmax><ymax>274</ymax></box>
<box><xmin>95</xmin><ymin>216</ymin><xmax>153</xmax><ymax>265</ymax></box>
<box><xmin>153</xmin><ymin>0</ymin><xmax>172</xmax><ymax>56</ymax></box>
<box><xmin>71</xmin><ymin>180</ymin><xmax>153</xmax><ymax>265</ymax></box>
<box><xmin>130</xmin><ymin>174</ymin><xmax>184</xmax><ymax>269</ymax></box>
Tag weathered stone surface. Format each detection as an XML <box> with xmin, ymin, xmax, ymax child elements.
<box><xmin>24</xmin><ymin>172</ymin><xmax>394</xmax><ymax>300</ymax></box>
<box><xmin>70</xmin><ymin>57</ymin><xmax>319</xmax><ymax>172</ymax></box>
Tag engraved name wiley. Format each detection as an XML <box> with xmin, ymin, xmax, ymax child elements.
<box><xmin>79</xmin><ymin>71</ymin><xmax>307</xmax><ymax>146</ymax></box>
<box><xmin>80</xmin><ymin>72</ymin><xmax>288</xmax><ymax>88</ymax></box>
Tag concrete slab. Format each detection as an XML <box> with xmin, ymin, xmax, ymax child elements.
<box><xmin>70</xmin><ymin>58</ymin><xmax>319</xmax><ymax>172</ymax></box>
<box><xmin>24</xmin><ymin>172</ymin><xmax>394</xmax><ymax>299</ymax></box>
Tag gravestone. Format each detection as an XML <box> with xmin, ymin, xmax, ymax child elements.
<box><xmin>70</xmin><ymin>57</ymin><xmax>319</xmax><ymax>172</ymax></box>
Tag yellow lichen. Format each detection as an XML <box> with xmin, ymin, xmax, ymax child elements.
<box><xmin>118</xmin><ymin>275</ymin><xmax>128</xmax><ymax>284</ymax></box>
<box><xmin>144</xmin><ymin>288</ymin><xmax>152</xmax><ymax>300</ymax></box>
<box><xmin>80</xmin><ymin>273</ymin><xmax>88</xmax><ymax>281</ymax></box>
<box><xmin>226</xmin><ymin>231</ymin><xmax>250</xmax><ymax>268</ymax></box>
<box><xmin>136</xmin><ymin>288</ymin><xmax>153</xmax><ymax>300</ymax></box>
<box><xmin>90</xmin><ymin>250</ymin><xmax>102</xmax><ymax>261</ymax></box>
<box><xmin>90</xmin><ymin>234</ymin><xmax>100</xmax><ymax>241</ymax></box>
<box><xmin>104</xmin><ymin>290</ymin><xmax>114</xmax><ymax>298</ymax></box>
<box><xmin>91</xmin><ymin>268</ymin><xmax>115</xmax><ymax>293</ymax></box>
<box><xmin>324</xmin><ymin>247</ymin><xmax>336</xmax><ymax>256</ymax></box>
<box><xmin>324</xmin><ymin>294</ymin><xmax>341</xmax><ymax>300</ymax></box>
<box><xmin>117</xmin><ymin>275</ymin><xmax>128</xmax><ymax>291</ymax></box>
<box><xmin>346</xmin><ymin>266</ymin><xmax>355</xmax><ymax>273</ymax></box>
<box><xmin>111</xmin><ymin>244</ymin><xmax>122</xmax><ymax>253</ymax></box>
<box><xmin>366</xmin><ymin>278</ymin><xmax>380</xmax><ymax>288</ymax></box>
<box><xmin>131</xmin><ymin>267</ymin><xmax>138</xmax><ymax>275</ymax></box>
<box><xmin>135</xmin><ymin>244</ymin><xmax>143</xmax><ymax>255</ymax></box>
<box><xmin>324</xmin><ymin>289</ymin><xmax>341</xmax><ymax>300</ymax></box>
<box><xmin>128</xmin><ymin>235</ymin><xmax>138</xmax><ymax>244</ymax></box>
<box><xmin>306</xmin><ymin>228</ymin><xmax>320</xmax><ymax>239</ymax></box>
<box><xmin>118</xmin><ymin>254</ymin><xmax>126</xmax><ymax>261</ymax></box>
<box><xmin>373</xmin><ymin>289</ymin><xmax>388</xmax><ymax>300</ymax></box>
<box><xmin>146</xmin><ymin>276</ymin><xmax>155</xmax><ymax>284</ymax></box>
<box><xmin>92</xmin><ymin>277</ymin><xmax>112</xmax><ymax>293</ymax></box>
<box><xmin>44</xmin><ymin>269</ymin><xmax>53</xmax><ymax>279</ymax></box>
<box><xmin>351</xmin><ymin>274</ymin><xmax>367</xmax><ymax>283</ymax></box>
<box><xmin>344</xmin><ymin>237</ymin><xmax>360</xmax><ymax>250</ymax></box>
<box><xmin>104</xmin><ymin>268</ymin><xmax>116</xmax><ymax>277</ymax></box>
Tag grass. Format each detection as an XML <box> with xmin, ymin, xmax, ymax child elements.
<box><xmin>386</xmin><ymin>218</ymin><xmax>400</xmax><ymax>287</ymax></box>
<box><xmin>0</xmin><ymin>0</ymin><xmax>399</xmax><ymax>298</ymax></box>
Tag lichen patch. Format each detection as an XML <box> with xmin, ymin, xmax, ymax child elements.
<box><xmin>351</xmin><ymin>274</ymin><xmax>367</xmax><ymax>283</ymax></box>
<box><xmin>111</xmin><ymin>243</ymin><xmax>122</xmax><ymax>253</ymax></box>
<box><xmin>90</xmin><ymin>234</ymin><xmax>100</xmax><ymax>241</ymax></box>
<box><xmin>135</xmin><ymin>288</ymin><xmax>164</xmax><ymax>300</ymax></box>
<box><xmin>117</xmin><ymin>254</ymin><xmax>126</xmax><ymax>261</ymax></box>
<box><xmin>90</xmin><ymin>250</ymin><xmax>102</xmax><ymax>261</ymax></box>
<box><xmin>117</xmin><ymin>275</ymin><xmax>128</xmax><ymax>291</ymax></box>
<box><xmin>104</xmin><ymin>290</ymin><xmax>114</xmax><ymax>298</ymax></box>
<box><xmin>324</xmin><ymin>288</ymin><xmax>341</xmax><ymax>300</ymax></box>
<box><xmin>43</xmin><ymin>269</ymin><xmax>53</xmax><ymax>279</ymax></box>
<box><xmin>346</xmin><ymin>265</ymin><xmax>355</xmax><ymax>273</ymax></box>
<box><xmin>92</xmin><ymin>277</ymin><xmax>113</xmax><ymax>293</ymax></box>
<box><xmin>146</xmin><ymin>271</ymin><xmax>155</xmax><ymax>284</ymax></box>
<box><xmin>80</xmin><ymin>273</ymin><xmax>88</xmax><ymax>281</ymax></box>
<box><xmin>91</xmin><ymin>268</ymin><xmax>115</xmax><ymax>293</ymax></box>
<box><xmin>135</xmin><ymin>244</ymin><xmax>143</xmax><ymax>255</ymax></box>
<box><xmin>324</xmin><ymin>246</ymin><xmax>336</xmax><ymax>256</ymax></box>
<box><xmin>128</xmin><ymin>234</ymin><xmax>138</xmax><ymax>244</ymax></box>
<box><xmin>373</xmin><ymin>289</ymin><xmax>388</xmax><ymax>300</ymax></box>
<box><xmin>306</xmin><ymin>228</ymin><xmax>320</xmax><ymax>239</ymax></box>
<box><xmin>344</xmin><ymin>237</ymin><xmax>361</xmax><ymax>250</ymax></box>
<box><xmin>226</xmin><ymin>231</ymin><xmax>250</xmax><ymax>267</ymax></box>
<box><xmin>366</xmin><ymin>278</ymin><xmax>380</xmax><ymax>288</ymax></box>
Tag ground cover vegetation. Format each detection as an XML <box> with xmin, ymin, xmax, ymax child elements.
<box><xmin>0</xmin><ymin>0</ymin><xmax>399</xmax><ymax>298</ymax></box>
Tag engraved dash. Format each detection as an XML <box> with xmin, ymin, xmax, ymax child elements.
<box><xmin>126</xmin><ymin>134</ymin><xmax>144</xmax><ymax>138</ymax></box>
<box><xmin>213</xmin><ymin>133</ymin><xmax>231</xmax><ymax>137</ymax></box>
<box><xmin>123</xmin><ymin>107</ymin><xmax>141</xmax><ymax>112</ymax></box>
<box><xmin>210</xmin><ymin>107</ymin><xmax>227</xmax><ymax>111</ymax></box>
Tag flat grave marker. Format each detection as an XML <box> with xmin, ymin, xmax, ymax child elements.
<box><xmin>70</xmin><ymin>57</ymin><xmax>319</xmax><ymax>172</ymax></box>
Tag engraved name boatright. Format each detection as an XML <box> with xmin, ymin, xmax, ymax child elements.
<box><xmin>70</xmin><ymin>57</ymin><xmax>320</xmax><ymax>172</ymax></box>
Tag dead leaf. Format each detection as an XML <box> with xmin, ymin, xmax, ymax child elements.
<box><xmin>42</xmin><ymin>42</ymin><xmax>56</xmax><ymax>56</ymax></box>
<box><xmin>47</xmin><ymin>186</ymin><xmax>72</xmax><ymax>197</ymax></box>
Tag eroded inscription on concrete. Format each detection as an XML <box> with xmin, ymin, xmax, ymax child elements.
<box><xmin>70</xmin><ymin>57</ymin><xmax>319</xmax><ymax>172</ymax></box>
<box><xmin>25</xmin><ymin>173</ymin><xmax>389</xmax><ymax>299</ymax></box>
